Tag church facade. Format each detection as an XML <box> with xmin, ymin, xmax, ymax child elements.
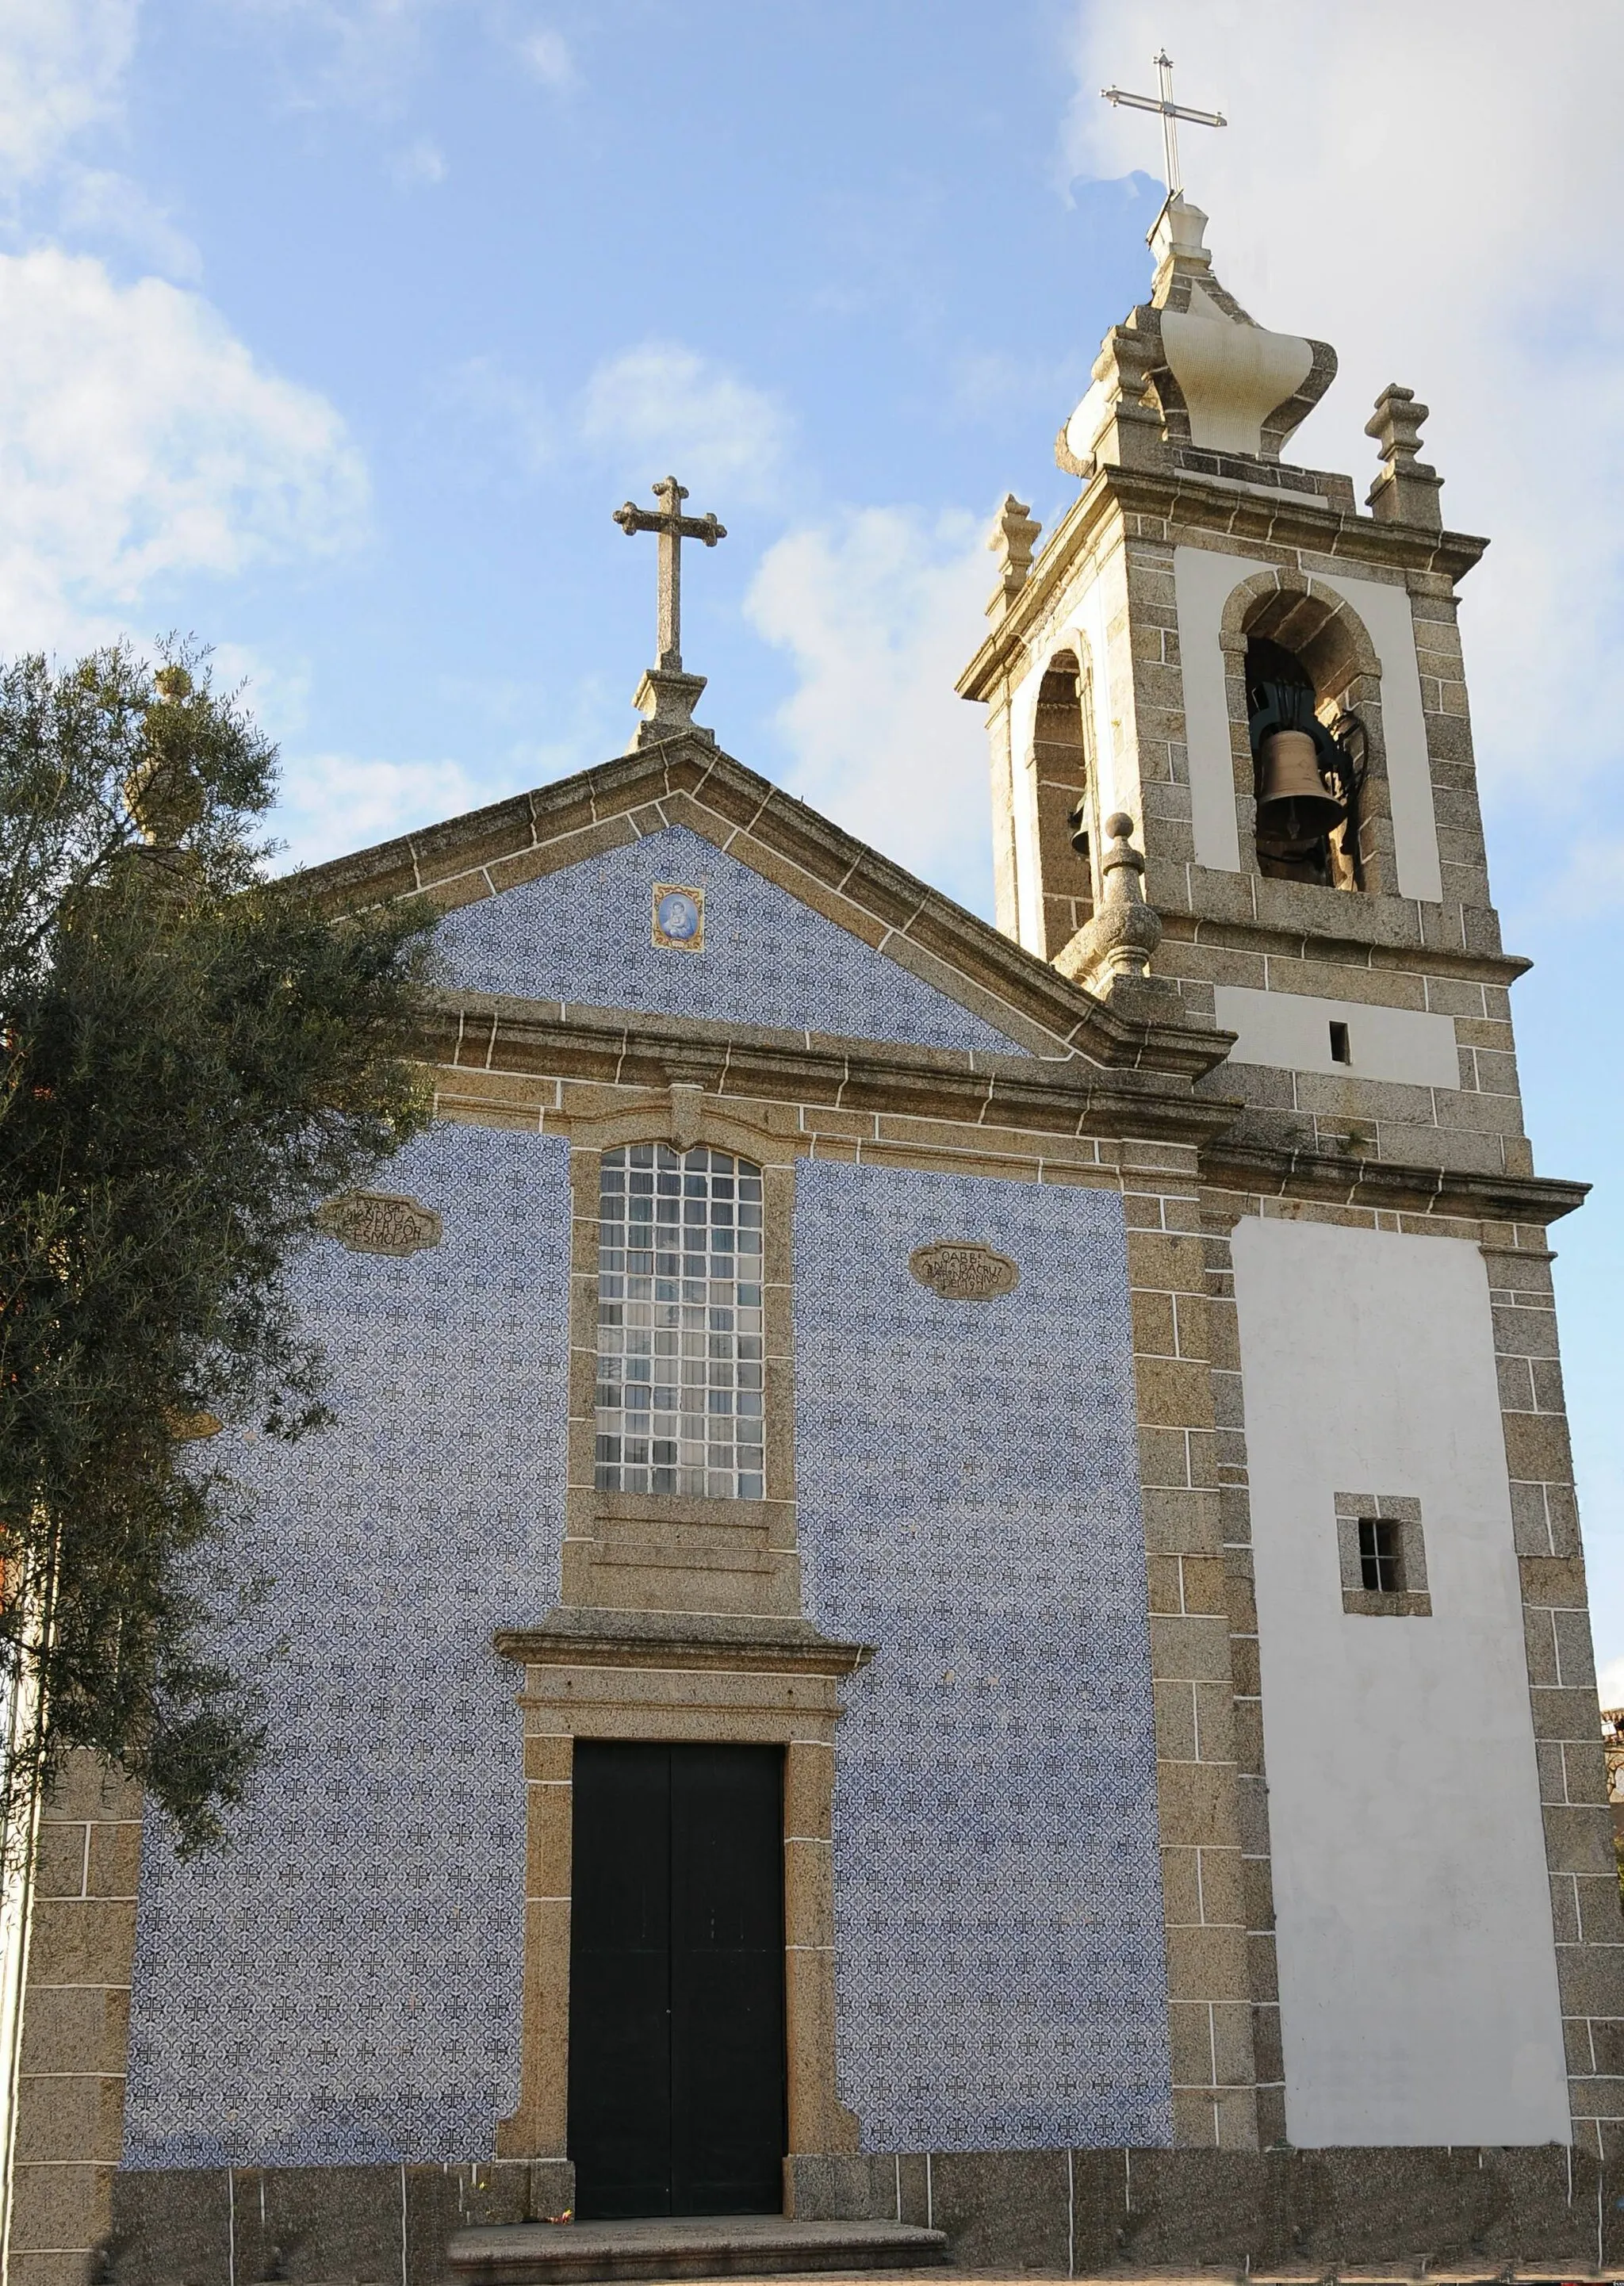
<box><xmin>9</xmin><ymin>194</ymin><xmax>1624</xmax><ymax>2284</ymax></box>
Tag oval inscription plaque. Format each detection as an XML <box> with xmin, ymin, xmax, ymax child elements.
<box><xmin>908</xmin><ymin>1240</ymin><xmax>1020</xmax><ymax>1300</ymax></box>
<box><xmin>315</xmin><ymin>1193</ymin><xmax>443</xmax><ymax>1258</ymax></box>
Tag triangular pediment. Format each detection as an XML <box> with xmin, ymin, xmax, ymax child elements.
<box><xmin>435</xmin><ymin>818</ymin><xmax>1029</xmax><ymax>1055</ymax></box>
<box><xmin>302</xmin><ymin>733</ymin><xmax>1208</xmax><ymax>1071</ymax></box>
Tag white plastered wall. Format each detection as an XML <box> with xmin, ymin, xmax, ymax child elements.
<box><xmin>1231</xmin><ymin>1216</ymin><xmax>1569</xmax><ymax>2146</ymax></box>
<box><xmin>1213</xmin><ymin>986</ymin><xmax>1459</xmax><ymax>1086</ymax></box>
<box><xmin>1174</xmin><ymin>546</ymin><xmax>1444</xmax><ymax>902</ymax></box>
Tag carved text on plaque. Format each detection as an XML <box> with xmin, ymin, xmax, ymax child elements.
<box><xmin>908</xmin><ymin>1241</ymin><xmax>1020</xmax><ymax>1300</ymax></box>
<box><xmin>315</xmin><ymin>1193</ymin><xmax>443</xmax><ymax>1258</ymax></box>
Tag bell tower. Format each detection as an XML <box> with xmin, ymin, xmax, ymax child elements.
<box><xmin>958</xmin><ymin>192</ymin><xmax>1517</xmax><ymax>1178</ymax></box>
<box><xmin>961</xmin><ymin>176</ymin><xmax>1624</xmax><ymax>2164</ymax></box>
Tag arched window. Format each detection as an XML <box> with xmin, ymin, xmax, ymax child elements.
<box><xmin>1031</xmin><ymin>649</ymin><xmax>1096</xmax><ymax>950</ymax></box>
<box><xmin>1245</xmin><ymin>631</ymin><xmax>1368</xmax><ymax>890</ymax></box>
<box><xmin>595</xmin><ymin>1143</ymin><xmax>764</xmax><ymax>1499</ymax></box>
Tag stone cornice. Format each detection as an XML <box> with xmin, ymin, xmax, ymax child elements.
<box><xmin>423</xmin><ymin>992</ymin><xmax>1243</xmax><ymax>1140</ymax></box>
<box><xmin>423</xmin><ymin>994</ymin><xmax>1588</xmax><ymax>1227</ymax></box>
<box><xmin>495</xmin><ymin>1608</ymin><xmax>874</xmax><ymax>1675</ymax></box>
<box><xmin>957</xmin><ymin>461</ymin><xmax>1489</xmax><ymax>703</ymax></box>
<box><xmin>1200</xmin><ymin>1139</ymin><xmax>1588</xmax><ymax>1227</ymax></box>
<box><xmin>1156</xmin><ymin>909</ymin><xmax>1534</xmax><ymax>987</ymax></box>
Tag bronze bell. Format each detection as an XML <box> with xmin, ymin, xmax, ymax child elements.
<box><xmin>1255</xmin><ymin>728</ymin><xmax>1346</xmax><ymax>853</ymax></box>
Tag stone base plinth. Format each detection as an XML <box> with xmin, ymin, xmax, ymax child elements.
<box><xmin>786</xmin><ymin>2144</ymin><xmax>1618</xmax><ymax>2278</ymax></box>
<box><xmin>98</xmin><ymin>2145</ymin><xmax>1624</xmax><ymax>2284</ymax></box>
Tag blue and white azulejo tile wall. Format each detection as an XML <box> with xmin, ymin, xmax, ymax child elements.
<box><xmin>792</xmin><ymin>1159</ymin><xmax>1172</xmax><ymax>2154</ymax></box>
<box><xmin>436</xmin><ymin>822</ymin><xmax>1028</xmax><ymax>1057</ymax></box>
<box><xmin>121</xmin><ymin>1124</ymin><xmax>572</xmax><ymax>2169</ymax></box>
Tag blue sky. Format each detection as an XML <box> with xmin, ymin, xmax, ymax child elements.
<box><xmin>13</xmin><ymin>0</ymin><xmax>1624</xmax><ymax>1680</ymax></box>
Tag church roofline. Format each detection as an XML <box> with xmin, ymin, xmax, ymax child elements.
<box><xmin>298</xmin><ymin>728</ymin><xmax>1231</xmax><ymax>1078</ymax></box>
<box><xmin>957</xmin><ymin>461</ymin><xmax>1489</xmax><ymax>706</ymax></box>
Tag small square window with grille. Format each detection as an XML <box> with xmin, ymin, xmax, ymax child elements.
<box><xmin>1358</xmin><ymin>1516</ymin><xmax>1402</xmax><ymax>1593</ymax></box>
<box><xmin>594</xmin><ymin>1143</ymin><xmax>764</xmax><ymax>1501</ymax></box>
<box><xmin>1336</xmin><ymin>1492</ymin><xmax>1430</xmax><ymax>1615</ymax></box>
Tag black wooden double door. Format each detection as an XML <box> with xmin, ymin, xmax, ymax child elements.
<box><xmin>567</xmin><ymin>1742</ymin><xmax>787</xmax><ymax>2219</ymax></box>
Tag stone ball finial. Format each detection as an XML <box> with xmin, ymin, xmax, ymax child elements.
<box><xmin>1101</xmin><ymin>814</ymin><xmax>1147</xmax><ymax>884</ymax></box>
<box><xmin>1052</xmin><ymin>811</ymin><xmax>1161</xmax><ymax>1001</ymax></box>
<box><xmin>125</xmin><ymin>666</ymin><xmax>206</xmax><ymax>847</ymax></box>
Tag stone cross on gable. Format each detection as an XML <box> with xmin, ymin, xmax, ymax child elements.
<box><xmin>614</xmin><ymin>476</ymin><xmax>726</xmax><ymax>676</ymax></box>
<box><xmin>1100</xmin><ymin>50</ymin><xmax>1226</xmax><ymax>201</ymax></box>
<box><xmin>613</xmin><ymin>476</ymin><xmax>728</xmax><ymax>752</ymax></box>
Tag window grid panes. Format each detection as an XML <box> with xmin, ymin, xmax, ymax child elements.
<box><xmin>1358</xmin><ymin>1516</ymin><xmax>1400</xmax><ymax>1593</ymax></box>
<box><xmin>595</xmin><ymin>1143</ymin><xmax>764</xmax><ymax>1499</ymax></box>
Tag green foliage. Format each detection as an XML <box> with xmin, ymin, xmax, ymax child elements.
<box><xmin>0</xmin><ymin>641</ymin><xmax>437</xmax><ymax>1853</ymax></box>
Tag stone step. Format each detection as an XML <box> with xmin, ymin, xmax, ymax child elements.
<box><xmin>445</xmin><ymin>2213</ymin><xmax>951</xmax><ymax>2285</ymax></box>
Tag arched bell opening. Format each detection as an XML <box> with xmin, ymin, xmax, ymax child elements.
<box><xmin>1029</xmin><ymin>649</ymin><xmax>1097</xmax><ymax>955</ymax></box>
<box><xmin>1240</xmin><ymin>598</ymin><xmax>1373</xmax><ymax>890</ymax></box>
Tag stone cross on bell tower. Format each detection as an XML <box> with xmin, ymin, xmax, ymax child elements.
<box><xmin>614</xmin><ymin>474</ymin><xmax>727</xmax><ymax>752</ymax></box>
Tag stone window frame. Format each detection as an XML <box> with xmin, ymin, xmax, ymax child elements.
<box><xmin>1335</xmin><ymin>1490</ymin><xmax>1432</xmax><ymax>1618</ymax></box>
<box><xmin>561</xmin><ymin>1100</ymin><xmax>799</xmax><ymax>1614</ymax></box>
<box><xmin>592</xmin><ymin>1141</ymin><xmax>768</xmax><ymax>1501</ymax></box>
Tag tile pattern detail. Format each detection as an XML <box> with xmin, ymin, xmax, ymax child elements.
<box><xmin>121</xmin><ymin>1124</ymin><xmax>573</xmax><ymax>2169</ymax></box>
<box><xmin>437</xmin><ymin>823</ymin><xmax>1029</xmax><ymax>1055</ymax></box>
<box><xmin>792</xmin><ymin>1159</ymin><xmax>1172</xmax><ymax>2153</ymax></box>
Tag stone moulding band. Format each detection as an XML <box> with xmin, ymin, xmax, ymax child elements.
<box><xmin>423</xmin><ymin>996</ymin><xmax>1239</xmax><ymax>1132</ymax></box>
<box><xmin>1201</xmin><ymin>1139</ymin><xmax>1588</xmax><ymax>1226</ymax></box>
<box><xmin>494</xmin><ymin>1608</ymin><xmax>875</xmax><ymax>1676</ymax></box>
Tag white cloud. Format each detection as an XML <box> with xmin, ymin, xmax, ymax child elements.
<box><xmin>438</xmin><ymin>354</ymin><xmax>552</xmax><ymax>475</ymax></box>
<box><xmin>0</xmin><ymin>248</ymin><xmax>367</xmax><ymax>653</ymax></box>
<box><xmin>1520</xmin><ymin>835</ymin><xmax>1624</xmax><ymax>929</ymax></box>
<box><xmin>1066</xmin><ymin>1</ymin><xmax>1624</xmax><ymax>817</ymax></box>
<box><xmin>276</xmin><ymin>754</ymin><xmax>486</xmax><ymax>871</ymax></box>
<box><xmin>519</xmin><ymin>26</ymin><xmax>574</xmax><ymax>89</ymax></box>
<box><xmin>208</xmin><ymin>641</ymin><xmax>313</xmax><ymax>747</ymax></box>
<box><xmin>390</xmin><ymin>134</ymin><xmax>446</xmax><ymax>187</ymax></box>
<box><xmin>579</xmin><ymin>341</ymin><xmax>790</xmax><ymax>505</ymax></box>
<box><xmin>228</xmin><ymin>0</ymin><xmax>439</xmax><ymax>114</ymax></box>
<box><xmin>745</xmin><ymin>507</ymin><xmax>993</xmax><ymax>906</ymax></box>
<box><xmin>56</xmin><ymin>166</ymin><xmax>203</xmax><ymax>279</ymax></box>
<box><xmin>274</xmin><ymin>733</ymin><xmax>620</xmax><ymax>871</ymax></box>
<box><xmin>1598</xmin><ymin>1655</ymin><xmax>1624</xmax><ymax>1714</ymax></box>
<box><xmin>0</xmin><ymin>0</ymin><xmax>135</xmax><ymax>185</ymax></box>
